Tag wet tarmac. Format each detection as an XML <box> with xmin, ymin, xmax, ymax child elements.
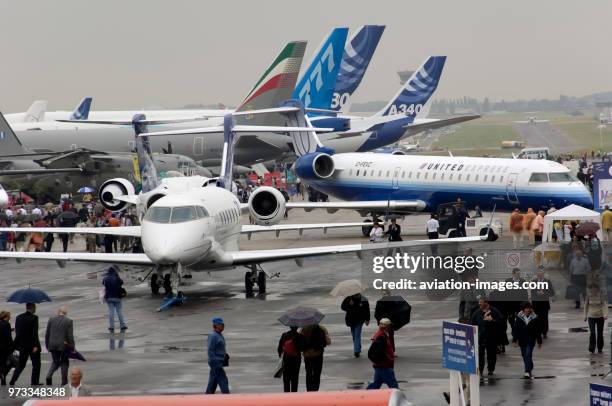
<box><xmin>0</xmin><ymin>210</ymin><xmax>609</xmax><ymax>405</ymax></box>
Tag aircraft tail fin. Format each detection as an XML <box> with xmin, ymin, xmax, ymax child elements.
<box><xmin>292</xmin><ymin>27</ymin><xmax>348</xmax><ymax>111</ymax></box>
<box><xmin>376</xmin><ymin>56</ymin><xmax>446</xmax><ymax>117</ymax></box>
<box><xmin>332</xmin><ymin>25</ymin><xmax>385</xmax><ymax>112</ymax></box>
<box><xmin>23</xmin><ymin>100</ymin><xmax>47</xmax><ymax>122</ymax></box>
<box><xmin>70</xmin><ymin>97</ymin><xmax>92</xmax><ymax>120</ymax></box>
<box><xmin>235</xmin><ymin>40</ymin><xmax>307</xmax><ymax>125</ymax></box>
<box><xmin>0</xmin><ymin>112</ymin><xmax>26</xmax><ymax>155</ymax></box>
<box><xmin>131</xmin><ymin>114</ymin><xmax>160</xmax><ymax>193</ymax></box>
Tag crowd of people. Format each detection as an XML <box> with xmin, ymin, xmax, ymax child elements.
<box><xmin>0</xmin><ymin>199</ymin><xmax>141</xmax><ymax>254</ymax></box>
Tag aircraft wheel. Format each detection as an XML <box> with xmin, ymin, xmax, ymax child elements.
<box><xmin>163</xmin><ymin>274</ymin><xmax>172</xmax><ymax>295</ymax></box>
<box><xmin>480</xmin><ymin>227</ymin><xmax>498</xmax><ymax>241</ymax></box>
<box><xmin>257</xmin><ymin>271</ymin><xmax>266</xmax><ymax>294</ymax></box>
<box><xmin>362</xmin><ymin>219</ymin><xmax>373</xmax><ymax>237</ymax></box>
<box><xmin>150</xmin><ymin>273</ymin><xmax>160</xmax><ymax>295</ymax></box>
<box><xmin>245</xmin><ymin>271</ymin><xmax>254</xmax><ymax>295</ymax></box>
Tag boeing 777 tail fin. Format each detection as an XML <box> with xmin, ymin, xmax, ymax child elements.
<box><xmin>332</xmin><ymin>25</ymin><xmax>385</xmax><ymax>113</ymax></box>
<box><xmin>0</xmin><ymin>112</ymin><xmax>26</xmax><ymax>155</ymax></box>
<box><xmin>376</xmin><ymin>56</ymin><xmax>446</xmax><ymax>117</ymax></box>
<box><xmin>70</xmin><ymin>97</ymin><xmax>92</xmax><ymax>120</ymax></box>
<box><xmin>292</xmin><ymin>27</ymin><xmax>348</xmax><ymax>111</ymax></box>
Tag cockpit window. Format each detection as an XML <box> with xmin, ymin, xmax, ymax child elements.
<box><xmin>196</xmin><ymin>206</ymin><xmax>209</xmax><ymax>218</ymax></box>
<box><xmin>549</xmin><ymin>172</ymin><xmax>575</xmax><ymax>182</ymax></box>
<box><xmin>170</xmin><ymin>206</ymin><xmax>197</xmax><ymax>223</ymax></box>
<box><xmin>529</xmin><ymin>173</ymin><xmax>548</xmax><ymax>182</ymax></box>
<box><xmin>144</xmin><ymin>207</ymin><xmax>171</xmax><ymax>223</ymax></box>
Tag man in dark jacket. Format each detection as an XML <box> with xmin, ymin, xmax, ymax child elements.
<box><xmin>505</xmin><ymin>268</ymin><xmax>528</xmax><ymax>335</ymax></box>
<box><xmin>102</xmin><ymin>266</ymin><xmax>127</xmax><ymax>332</ymax></box>
<box><xmin>386</xmin><ymin>219</ymin><xmax>402</xmax><ymax>242</ymax></box>
<box><xmin>277</xmin><ymin>326</ymin><xmax>304</xmax><ymax>392</ymax></box>
<box><xmin>10</xmin><ymin>303</ymin><xmax>41</xmax><ymax>385</ymax></box>
<box><xmin>0</xmin><ymin>311</ymin><xmax>14</xmax><ymax>385</ymax></box>
<box><xmin>512</xmin><ymin>302</ymin><xmax>542</xmax><ymax>379</ymax></box>
<box><xmin>366</xmin><ymin>318</ymin><xmax>398</xmax><ymax>389</ymax></box>
<box><xmin>470</xmin><ymin>297</ymin><xmax>503</xmax><ymax>376</ymax></box>
<box><xmin>531</xmin><ymin>267</ymin><xmax>555</xmax><ymax>339</ymax></box>
<box><xmin>341</xmin><ymin>293</ymin><xmax>370</xmax><ymax>357</ymax></box>
<box><xmin>45</xmin><ymin>305</ymin><xmax>75</xmax><ymax>386</ymax></box>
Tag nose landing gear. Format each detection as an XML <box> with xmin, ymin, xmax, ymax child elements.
<box><xmin>244</xmin><ymin>264</ymin><xmax>276</xmax><ymax>296</ymax></box>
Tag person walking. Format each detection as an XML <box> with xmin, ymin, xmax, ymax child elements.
<box><xmin>510</xmin><ymin>209</ymin><xmax>524</xmax><ymax>248</ymax></box>
<box><xmin>102</xmin><ymin>266</ymin><xmax>127</xmax><ymax>332</ymax></box>
<box><xmin>470</xmin><ymin>298</ymin><xmax>503</xmax><ymax>377</ymax></box>
<box><xmin>426</xmin><ymin>214</ymin><xmax>439</xmax><ymax>255</ymax></box>
<box><xmin>570</xmin><ymin>250</ymin><xmax>591</xmax><ymax>309</ymax></box>
<box><xmin>531</xmin><ymin>267</ymin><xmax>555</xmax><ymax>339</ymax></box>
<box><xmin>277</xmin><ymin>326</ymin><xmax>304</xmax><ymax>392</ymax></box>
<box><xmin>584</xmin><ymin>285</ymin><xmax>608</xmax><ymax>354</ymax></box>
<box><xmin>0</xmin><ymin>311</ymin><xmax>13</xmax><ymax>386</ymax></box>
<box><xmin>45</xmin><ymin>305</ymin><xmax>74</xmax><ymax>386</ymax></box>
<box><xmin>300</xmin><ymin>323</ymin><xmax>331</xmax><ymax>391</ymax></box>
<box><xmin>602</xmin><ymin>205</ymin><xmax>612</xmax><ymax>242</ymax></box>
<box><xmin>386</xmin><ymin>219</ymin><xmax>402</xmax><ymax>242</ymax></box>
<box><xmin>341</xmin><ymin>293</ymin><xmax>370</xmax><ymax>358</ymax></box>
<box><xmin>369</xmin><ymin>221</ymin><xmax>384</xmax><ymax>243</ymax></box>
<box><xmin>205</xmin><ymin>317</ymin><xmax>230</xmax><ymax>394</ymax></box>
<box><xmin>532</xmin><ymin>210</ymin><xmax>545</xmax><ymax>244</ymax></box>
<box><xmin>512</xmin><ymin>302</ymin><xmax>542</xmax><ymax>379</ymax></box>
<box><xmin>523</xmin><ymin>208</ymin><xmax>536</xmax><ymax>244</ymax></box>
<box><xmin>366</xmin><ymin>318</ymin><xmax>398</xmax><ymax>389</ymax></box>
<box><xmin>10</xmin><ymin>303</ymin><xmax>41</xmax><ymax>386</ymax></box>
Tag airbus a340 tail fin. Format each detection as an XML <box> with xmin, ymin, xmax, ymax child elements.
<box><xmin>376</xmin><ymin>56</ymin><xmax>446</xmax><ymax>117</ymax></box>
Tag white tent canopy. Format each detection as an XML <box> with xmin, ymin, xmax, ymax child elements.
<box><xmin>543</xmin><ymin>204</ymin><xmax>601</xmax><ymax>242</ymax></box>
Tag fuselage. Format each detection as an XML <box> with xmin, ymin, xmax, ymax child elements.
<box><xmin>297</xmin><ymin>153</ymin><xmax>593</xmax><ymax>212</ymax></box>
<box><xmin>138</xmin><ymin>180</ymin><xmax>242</xmax><ymax>270</ymax></box>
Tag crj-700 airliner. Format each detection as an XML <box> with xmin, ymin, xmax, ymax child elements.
<box><xmin>0</xmin><ymin>110</ymin><xmax>481</xmax><ymax>299</ymax></box>
<box><xmin>290</xmin><ymin>107</ymin><xmax>593</xmax><ymax>218</ymax></box>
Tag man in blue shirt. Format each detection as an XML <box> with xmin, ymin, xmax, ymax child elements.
<box><xmin>205</xmin><ymin>317</ymin><xmax>229</xmax><ymax>394</ymax></box>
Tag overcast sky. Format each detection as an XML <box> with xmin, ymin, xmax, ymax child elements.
<box><xmin>1</xmin><ymin>0</ymin><xmax>611</xmax><ymax>112</ymax></box>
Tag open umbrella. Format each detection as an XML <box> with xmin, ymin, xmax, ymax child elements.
<box><xmin>279</xmin><ymin>306</ymin><xmax>324</xmax><ymax>327</ymax></box>
<box><xmin>77</xmin><ymin>186</ymin><xmax>95</xmax><ymax>194</ymax></box>
<box><xmin>376</xmin><ymin>295</ymin><xmax>411</xmax><ymax>330</ymax></box>
<box><xmin>575</xmin><ymin>221</ymin><xmax>600</xmax><ymax>237</ymax></box>
<box><xmin>7</xmin><ymin>287</ymin><xmax>52</xmax><ymax>304</ymax></box>
<box><xmin>330</xmin><ymin>279</ymin><xmax>362</xmax><ymax>297</ymax></box>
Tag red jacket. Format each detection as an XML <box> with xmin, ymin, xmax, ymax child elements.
<box><xmin>371</xmin><ymin>328</ymin><xmax>394</xmax><ymax>368</ymax></box>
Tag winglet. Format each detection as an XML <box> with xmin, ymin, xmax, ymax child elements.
<box><xmin>70</xmin><ymin>97</ymin><xmax>93</xmax><ymax>120</ymax></box>
<box><xmin>377</xmin><ymin>56</ymin><xmax>446</xmax><ymax>117</ymax></box>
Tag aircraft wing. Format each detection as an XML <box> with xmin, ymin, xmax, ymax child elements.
<box><xmin>286</xmin><ymin>200</ymin><xmax>427</xmax><ymax>213</ymax></box>
<box><xmin>0</xmin><ymin>226</ymin><xmax>142</xmax><ymax>237</ymax></box>
<box><xmin>241</xmin><ymin>222</ymin><xmax>374</xmax><ymax>238</ymax></box>
<box><xmin>0</xmin><ymin>251</ymin><xmax>152</xmax><ymax>265</ymax></box>
<box><xmin>229</xmin><ymin>236</ymin><xmax>483</xmax><ymax>266</ymax></box>
<box><xmin>402</xmin><ymin>115</ymin><xmax>481</xmax><ymax>134</ymax></box>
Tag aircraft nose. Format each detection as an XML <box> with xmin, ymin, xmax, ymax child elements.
<box><xmin>142</xmin><ymin>222</ymin><xmax>211</xmax><ymax>265</ymax></box>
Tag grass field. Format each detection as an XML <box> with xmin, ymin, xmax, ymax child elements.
<box><xmin>433</xmin><ymin>111</ymin><xmax>609</xmax><ymax>154</ymax></box>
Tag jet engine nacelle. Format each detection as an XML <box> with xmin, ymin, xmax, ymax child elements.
<box><xmin>248</xmin><ymin>186</ymin><xmax>286</xmax><ymax>226</ymax></box>
<box><xmin>293</xmin><ymin>153</ymin><xmax>335</xmax><ymax>181</ymax></box>
<box><xmin>99</xmin><ymin>178</ymin><xmax>135</xmax><ymax>212</ymax></box>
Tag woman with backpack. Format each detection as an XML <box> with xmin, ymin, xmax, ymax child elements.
<box><xmin>277</xmin><ymin>326</ymin><xmax>304</xmax><ymax>392</ymax></box>
<box><xmin>300</xmin><ymin>323</ymin><xmax>331</xmax><ymax>391</ymax></box>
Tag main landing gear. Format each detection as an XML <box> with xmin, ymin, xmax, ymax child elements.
<box><xmin>245</xmin><ymin>264</ymin><xmax>269</xmax><ymax>296</ymax></box>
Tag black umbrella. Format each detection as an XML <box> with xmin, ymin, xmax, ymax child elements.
<box><xmin>376</xmin><ymin>295</ymin><xmax>411</xmax><ymax>330</ymax></box>
<box><xmin>278</xmin><ymin>306</ymin><xmax>325</xmax><ymax>327</ymax></box>
<box><xmin>57</xmin><ymin>211</ymin><xmax>80</xmax><ymax>227</ymax></box>
<box><xmin>7</xmin><ymin>287</ymin><xmax>52</xmax><ymax>304</ymax></box>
